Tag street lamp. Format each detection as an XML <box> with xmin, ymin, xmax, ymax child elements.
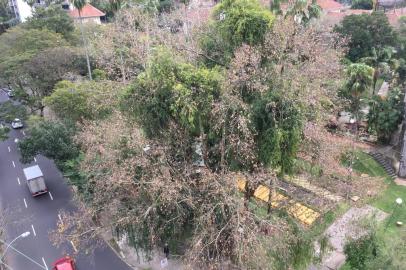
<box><xmin>0</xmin><ymin>231</ymin><xmax>30</xmax><ymax>262</ymax></box>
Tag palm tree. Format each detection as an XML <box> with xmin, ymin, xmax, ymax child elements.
<box><xmin>72</xmin><ymin>0</ymin><xmax>92</xmax><ymax>80</ymax></box>
<box><xmin>345</xmin><ymin>63</ymin><xmax>374</xmax><ymax>124</ymax></box>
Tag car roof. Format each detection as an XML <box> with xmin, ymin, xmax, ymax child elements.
<box><xmin>53</xmin><ymin>257</ymin><xmax>74</xmax><ymax>270</ymax></box>
<box><xmin>55</xmin><ymin>261</ymin><xmax>74</xmax><ymax>270</ymax></box>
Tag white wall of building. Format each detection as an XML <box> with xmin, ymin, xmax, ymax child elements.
<box><xmin>15</xmin><ymin>0</ymin><xmax>33</xmax><ymax>22</ymax></box>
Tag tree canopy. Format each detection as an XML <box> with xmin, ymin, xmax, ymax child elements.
<box><xmin>18</xmin><ymin>120</ymin><xmax>79</xmax><ymax>165</ymax></box>
<box><xmin>200</xmin><ymin>0</ymin><xmax>274</xmax><ymax>65</ymax></box>
<box><xmin>24</xmin><ymin>5</ymin><xmax>75</xmax><ymax>40</ymax></box>
<box><xmin>334</xmin><ymin>12</ymin><xmax>397</xmax><ymax>62</ymax></box>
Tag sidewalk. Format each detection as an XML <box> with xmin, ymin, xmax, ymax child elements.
<box><xmin>101</xmin><ymin>229</ymin><xmax>186</xmax><ymax>270</ymax></box>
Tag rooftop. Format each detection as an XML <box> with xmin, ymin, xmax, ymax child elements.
<box><xmin>68</xmin><ymin>3</ymin><xmax>105</xmax><ymax>19</ymax></box>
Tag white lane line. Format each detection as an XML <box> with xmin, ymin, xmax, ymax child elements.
<box><xmin>58</xmin><ymin>214</ymin><xmax>63</xmax><ymax>223</ymax></box>
<box><xmin>12</xmin><ymin>161</ymin><xmax>15</xmax><ymax>168</ymax></box>
<box><xmin>17</xmin><ymin>177</ymin><xmax>20</xmax><ymax>185</ymax></box>
<box><xmin>22</xmin><ymin>130</ymin><xmax>25</xmax><ymax>136</ymax></box>
<box><xmin>42</xmin><ymin>257</ymin><xmax>49</xmax><ymax>270</ymax></box>
<box><xmin>48</xmin><ymin>192</ymin><xmax>53</xmax><ymax>201</ymax></box>
<box><xmin>8</xmin><ymin>146</ymin><xmax>10</xmax><ymax>152</ymax></box>
<box><xmin>34</xmin><ymin>157</ymin><xmax>37</xmax><ymax>162</ymax></box>
<box><xmin>23</xmin><ymin>198</ymin><xmax>27</xmax><ymax>208</ymax></box>
<box><xmin>31</xmin><ymin>224</ymin><xmax>36</xmax><ymax>236</ymax></box>
<box><xmin>70</xmin><ymin>241</ymin><xmax>78</xmax><ymax>252</ymax></box>
<box><xmin>0</xmin><ymin>241</ymin><xmax>47</xmax><ymax>270</ymax></box>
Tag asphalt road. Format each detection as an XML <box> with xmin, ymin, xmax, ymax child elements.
<box><xmin>0</xmin><ymin>90</ymin><xmax>131</xmax><ymax>270</ymax></box>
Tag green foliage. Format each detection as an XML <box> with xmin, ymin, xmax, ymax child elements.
<box><xmin>26</xmin><ymin>115</ymin><xmax>44</xmax><ymax>129</ymax></box>
<box><xmin>24</xmin><ymin>5</ymin><xmax>75</xmax><ymax>40</ymax></box>
<box><xmin>0</xmin><ymin>101</ymin><xmax>28</xmax><ymax>123</ymax></box>
<box><xmin>344</xmin><ymin>233</ymin><xmax>381</xmax><ymax>270</ymax></box>
<box><xmin>0</xmin><ymin>126</ymin><xmax>9</xmax><ymax>141</ymax></box>
<box><xmin>72</xmin><ymin>0</ymin><xmax>87</xmax><ymax>11</ymax></box>
<box><xmin>0</xmin><ymin>27</ymin><xmax>68</xmax><ymax>82</ymax></box>
<box><xmin>92</xmin><ymin>68</ymin><xmax>107</xmax><ymax>80</ymax></box>
<box><xmin>0</xmin><ymin>0</ymin><xmax>15</xmax><ymax>34</ymax></box>
<box><xmin>367</xmin><ymin>88</ymin><xmax>404</xmax><ymax>143</ymax></box>
<box><xmin>0</xmin><ymin>27</ymin><xmax>77</xmax><ymax>114</ymax></box>
<box><xmin>345</xmin><ymin>63</ymin><xmax>374</xmax><ymax>97</ymax></box>
<box><xmin>334</xmin><ymin>12</ymin><xmax>397</xmax><ymax>62</ymax></box>
<box><xmin>124</xmin><ymin>48</ymin><xmax>223</xmax><ymax>137</ymax></box>
<box><xmin>252</xmin><ymin>92</ymin><xmax>303</xmax><ymax>175</ymax></box>
<box><xmin>60</xmin><ymin>154</ymin><xmax>90</xmax><ymax>198</ymax></box>
<box><xmin>341</xmin><ymin>63</ymin><xmax>374</xmax><ymax>116</ymax></box>
<box><xmin>286</xmin><ymin>0</ymin><xmax>322</xmax><ymax>25</ymax></box>
<box><xmin>351</xmin><ymin>0</ymin><xmax>373</xmax><ymax>10</ymax></box>
<box><xmin>44</xmin><ymin>80</ymin><xmax>120</xmax><ymax>122</ymax></box>
<box><xmin>200</xmin><ymin>0</ymin><xmax>274</xmax><ymax>65</ymax></box>
<box><xmin>18</xmin><ymin>121</ymin><xmax>79</xmax><ymax>166</ymax></box>
<box><xmin>270</xmin><ymin>219</ymin><xmax>314</xmax><ymax>270</ymax></box>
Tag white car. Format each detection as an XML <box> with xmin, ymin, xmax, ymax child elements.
<box><xmin>11</xmin><ymin>118</ymin><xmax>23</xmax><ymax>129</ymax></box>
<box><xmin>7</xmin><ymin>90</ymin><xmax>14</xmax><ymax>97</ymax></box>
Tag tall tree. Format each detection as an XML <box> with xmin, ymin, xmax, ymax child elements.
<box><xmin>0</xmin><ymin>27</ymin><xmax>83</xmax><ymax>115</ymax></box>
<box><xmin>342</xmin><ymin>63</ymin><xmax>374</xmax><ymax>121</ymax></box>
<box><xmin>0</xmin><ymin>0</ymin><xmax>15</xmax><ymax>34</ymax></box>
<box><xmin>199</xmin><ymin>0</ymin><xmax>275</xmax><ymax>66</ymax></box>
<box><xmin>24</xmin><ymin>5</ymin><xmax>75</xmax><ymax>40</ymax></box>
<box><xmin>334</xmin><ymin>12</ymin><xmax>397</xmax><ymax>62</ymax></box>
<box><xmin>73</xmin><ymin>0</ymin><xmax>93</xmax><ymax>80</ymax></box>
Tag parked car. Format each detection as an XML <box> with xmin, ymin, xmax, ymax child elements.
<box><xmin>7</xmin><ymin>90</ymin><xmax>14</xmax><ymax>97</ymax></box>
<box><xmin>11</xmin><ymin>118</ymin><xmax>23</xmax><ymax>129</ymax></box>
<box><xmin>52</xmin><ymin>256</ymin><xmax>76</xmax><ymax>270</ymax></box>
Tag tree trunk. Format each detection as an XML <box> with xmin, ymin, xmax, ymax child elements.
<box><xmin>78</xmin><ymin>11</ymin><xmax>93</xmax><ymax>80</ymax></box>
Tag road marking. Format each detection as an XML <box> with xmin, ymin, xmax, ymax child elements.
<box><xmin>34</xmin><ymin>157</ymin><xmax>37</xmax><ymax>162</ymax></box>
<box><xmin>48</xmin><ymin>192</ymin><xmax>53</xmax><ymax>201</ymax></box>
<box><xmin>31</xmin><ymin>224</ymin><xmax>36</xmax><ymax>236</ymax></box>
<box><xmin>58</xmin><ymin>214</ymin><xmax>63</xmax><ymax>223</ymax></box>
<box><xmin>22</xmin><ymin>130</ymin><xmax>25</xmax><ymax>136</ymax></box>
<box><xmin>0</xmin><ymin>240</ymin><xmax>47</xmax><ymax>270</ymax></box>
<box><xmin>42</xmin><ymin>257</ymin><xmax>49</xmax><ymax>270</ymax></box>
<box><xmin>70</xmin><ymin>241</ymin><xmax>78</xmax><ymax>252</ymax></box>
<box><xmin>8</xmin><ymin>146</ymin><xmax>10</xmax><ymax>152</ymax></box>
<box><xmin>12</xmin><ymin>161</ymin><xmax>15</xmax><ymax>168</ymax></box>
<box><xmin>17</xmin><ymin>177</ymin><xmax>20</xmax><ymax>185</ymax></box>
<box><xmin>23</xmin><ymin>198</ymin><xmax>27</xmax><ymax>208</ymax></box>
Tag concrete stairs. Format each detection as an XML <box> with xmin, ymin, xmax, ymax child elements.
<box><xmin>368</xmin><ymin>152</ymin><xmax>397</xmax><ymax>179</ymax></box>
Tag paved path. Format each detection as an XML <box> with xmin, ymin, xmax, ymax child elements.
<box><xmin>311</xmin><ymin>205</ymin><xmax>388</xmax><ymax>270</ymax></box>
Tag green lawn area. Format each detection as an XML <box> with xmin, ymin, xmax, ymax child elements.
<box><xmin>340</xmin><ymin>150</ymin><xmax>406</xmax><ymax>269</ymax></box>
<box><xmin>342</xmin><ymin>151</ymin><xmax>387</xmax><ymax>177</ymax></box>
<box><xmin>346</xmin><ymin>150</ymin><xmax>405</xmax><ymax>233</ymax></box>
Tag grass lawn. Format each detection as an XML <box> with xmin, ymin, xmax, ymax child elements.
<box><xmin>347</xmin><ymin>150</ymin><xmax>405</xmax><ymax>233</ymax></box>
<box><xmin>343</xmin><ymin>151</ymin><xmax>387</xmax><ymax>177</ymax></box>
<box><xmin>340</xmin><ymin>150</ymin><xmax>406</xmax><ymax>269</ymax></box>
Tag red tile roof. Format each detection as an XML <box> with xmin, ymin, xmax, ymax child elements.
<box><xmin>68</xmin><ymin>4</ymin><xmax>105</xmax><ymax>19</ymax></box>
<box><xmin>317</xmin><ymin>0</ymin><xmax>344</xmax><ymax>11</ymax></box>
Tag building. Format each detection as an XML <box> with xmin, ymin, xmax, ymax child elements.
<box><xmin>67</xmin><ymin>3</ymin><xmax>105</xmax><ymax>24</ymax></box>
<box><xmin>8</xmin><ymin>0</ymin><xmax>35</xmax><ymax>22</ymax></box>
